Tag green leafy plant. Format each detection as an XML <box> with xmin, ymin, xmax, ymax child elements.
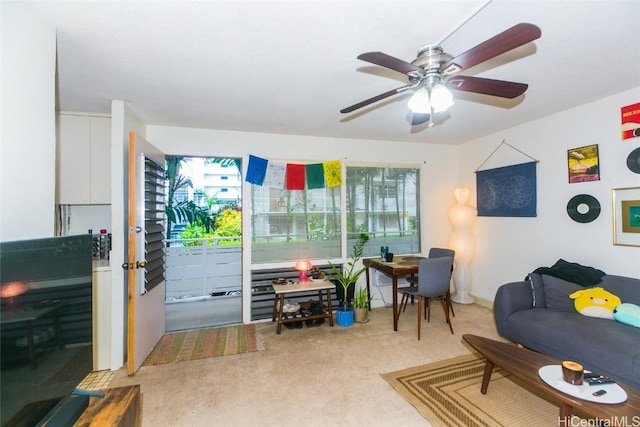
<box><xmin>165</xmin><ymin>156</ymin><xmax>215</xmax><ymax>242</ymax></box>
<box><xmin>351</xmin><ymin>286</ymin><xmax>371</xmax><ymax>309</ymax></box>
<box><xmin>329</xmin><ymin>233</ymin><xmax>370</xmax><ymax>311</ymax></box>
<box><xmin>214</xmin><ymin>207</ymin><xmax>242</xmax><ymax>237</ymax></box>
<box><xmin>179</xmin><ymin>223</ymin><xmax>215</xmax><ymax>246</ymax></box>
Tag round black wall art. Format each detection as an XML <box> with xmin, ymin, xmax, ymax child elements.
<box><xmin>567</xmin><ymin>194</ymin><xmax>601</xmax><ymax>223</ymax></box>
<box><xmin>626</xmin><ymin>146</ymin><xmax>640</xmax><ymax>174</ymax></box>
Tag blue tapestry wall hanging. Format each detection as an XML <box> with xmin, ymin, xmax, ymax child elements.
<box><xmin>476</xmin><ymin>161</ymin><xmax>537</xmax><ymax>217</ymax></box>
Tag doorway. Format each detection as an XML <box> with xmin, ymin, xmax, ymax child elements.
<box><xmin>164</xmin><ymin>157</ymin><xmax>242</xmax><ymax>331</ymax></box>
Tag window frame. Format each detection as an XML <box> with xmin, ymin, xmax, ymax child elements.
<box><xmin>247</xmin><ymin>159</ymin><xmax>421</xmax><ymax>265</ymax></box>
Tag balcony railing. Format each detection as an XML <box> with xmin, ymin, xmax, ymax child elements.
<box><xmin>165</xmin><ymin>231</ymin><xmax>419</xmax><ymax>300</ymax></box>
<box><xmin>165</xmin><ymin>237</ymin><xmax>241</xmax><ymax>301</ymax></box>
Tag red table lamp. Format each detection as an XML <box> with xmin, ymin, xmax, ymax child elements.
<box><xmin>295</xmin><ymin>259</ymin><xmax>312</xmax><ymax>282</ymax></box>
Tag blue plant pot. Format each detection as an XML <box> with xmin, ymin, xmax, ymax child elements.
<box><xmin>336</xmin><ymin>307</ymin><xmax>354</xmax><ymax>327</ymax></box>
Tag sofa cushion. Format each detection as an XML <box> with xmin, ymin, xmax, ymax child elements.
<box><xmin>533</xmin><ymin>259</ymin><xmax>606</xmax><ymax>287</ymax></box>
<box><xmin>543</xmin><ymin>274</ymin><xmax>582</xmax><ymax>312</ymax></box>
<box><xmin>599</xmin><ymin>275</ymin><xmax>640</xmax><ymax>305</ymax></box>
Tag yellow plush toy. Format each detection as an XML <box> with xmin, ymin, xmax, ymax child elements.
<box><xmin>569</xmin><ymin>287</ymin><xmax>621</xmax><ymax>320</ymax></box>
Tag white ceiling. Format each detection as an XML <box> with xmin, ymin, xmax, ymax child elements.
<box><xmin>29</xmin><ymin>0</ymin><xmax>640</xmax><ymax>145</ymax></box>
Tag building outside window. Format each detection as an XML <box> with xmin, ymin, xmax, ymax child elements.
<box><xmin>346</xmin><ymin>166</ymin><xmax>419</xmax><ymax>258</ymax></box>
<box><xmin>251</xmin><ymin>186</ymin><xmax>341</xmax><ymax>263</ymax></box>
<box><xmin>250</xmin><ymin>164</ymin><xmax>419</xmax><ymax>263</ymax></box>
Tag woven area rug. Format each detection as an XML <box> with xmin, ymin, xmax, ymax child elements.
<box><xmin>143</xmin><ymin>324</ymin><xmax>262</xmax><ymax>366</ymax></box>
<box><xmin>382</xmin><ymin>353</ymin><xmax>582</xmax><ymax>427</ymax></box>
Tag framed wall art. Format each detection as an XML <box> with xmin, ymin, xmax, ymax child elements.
<box><xmin>568</xmin><ymin>144</ymin><xmax>600</xmax><ymax>183</ymax></box>
<box><xmin>621</xmin><ymin>102</ymin><xmax>640</xmax><ymax>140</ymax></box>
<box><xmin>612</xmin><ymin>186</ymin><xmax>640</xmax><ymax>247</ymax></box>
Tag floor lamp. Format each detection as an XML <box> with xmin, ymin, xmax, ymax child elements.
<box><xmin>447</xmin><ymin>188</ymin><xmax>476</xmax><ymax>304</ymax></box>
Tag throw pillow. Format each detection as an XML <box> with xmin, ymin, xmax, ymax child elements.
<box><xmin>569</xmin><ymin>287</ymin><xmax>621</xmax><ymax>320</ymax></box>
<box><xmin>533</xmin><ymin>259</ymin><xmax>606</xmax><ymax>287</ymax></box>
<box><xmin>542</xmin><ymin>274</ymin><xmax>582</xmax><ymax>312</ymax></box>
<box><xmin>598</xmin><ymin>275</ymin><xmax>640</xmax><ymax>305</ymax></box>
<box><xmin>613</xmin><ymin>303</ymin><xmax>640</xmax><ymax>327</ymax></box>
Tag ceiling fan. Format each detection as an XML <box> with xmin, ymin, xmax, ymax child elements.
<box><xmin>340</xmin><ymin>23</ymin><xmax>541</xmax><ymax>127</ymax></box>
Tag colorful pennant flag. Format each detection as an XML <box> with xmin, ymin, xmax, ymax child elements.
<box><xmin>305</xmin><ymin>163</ymin><xmax>325</xmax><ymax>189</ymax></box>
<box><xmin>246</xmin><ymin>155</ymin><xmax>343</xmax><ymax>189</ymax></box>
<box><xmin>286</xmin><ymin>163</ymin><xmax>306</xmax><ymax>190</ymax></box>
<box><xmin>264</xmin><ymin>161</ymin><xmax>286</xmax><ymax>189</ymax></box>
<box><xmin>245</xmin><ymin>155</ymin><xmax>268</xmax><ymax>185</ymax></box>
<box><xmin>323</xmin><ymin>160</ymin><xmax>342</xmax><ymax>187</ymax></box>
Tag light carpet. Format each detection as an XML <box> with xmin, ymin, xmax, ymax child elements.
<box><xmin>143</xmin><ymin>324</ymin><xmax>262</xmax><ymax>366</ymax></box>
<box><xmin>382</xmin><ymin>353</ymin><xmax>581</xmax><ymax>427</ymax></box>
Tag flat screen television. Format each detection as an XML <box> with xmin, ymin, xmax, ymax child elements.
<box><xmin>0</xmin><ymin>235</ymin><xmax>94</xmax><ymax>426</ymax></box>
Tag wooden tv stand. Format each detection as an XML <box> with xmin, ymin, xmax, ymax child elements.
<box><xmin>74</xmin><ymin>385</ymin><xmax>141</xmax><ymax>427</ymax></box>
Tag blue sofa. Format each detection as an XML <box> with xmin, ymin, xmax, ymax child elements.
<box><xmin>494</xmin><ymin>265</ymin><xmax>640</xmax><ymax>390</ymax></box>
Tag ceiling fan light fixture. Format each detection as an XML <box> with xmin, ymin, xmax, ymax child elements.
<box><xmin>430</xmin><ymin>83</ymin><xmax>454</xmax><ymax>113</ymax></box>
<box><xmin>407</xmin><ymin>88</ymin><xmax>431</xmax><ymax>114</ymax></box>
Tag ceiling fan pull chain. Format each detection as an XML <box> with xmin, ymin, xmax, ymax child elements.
<box><xmin>437</xmin><ymin>0</ymin><xmax>494</xmax><ymax>45</ymax></box>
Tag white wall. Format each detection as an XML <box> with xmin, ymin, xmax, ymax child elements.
<box><xmin>458</xmin><ymin>88</ymin><xmax>640</xmax><ymax>303</ymax></box>
<box><xmin>0</xmin><ymin>2</ymin><xmax>56</xmax><ymax>241</ymax></box>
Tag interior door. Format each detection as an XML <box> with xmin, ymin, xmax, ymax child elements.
<box><xmin>126</xmin><ymin>131</ymin><xmax>166</xmax><ymax>375</ymax></box>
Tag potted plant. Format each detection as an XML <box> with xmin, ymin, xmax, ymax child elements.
<box><xmin>329</xmin><ymin>233</ymin><xmax>370</xmax><ymax>327</ymax></box>
<box><xmin>352</xmin><ymin>287</ymin><xmax>371</xmax><ymax>323</ymax></box>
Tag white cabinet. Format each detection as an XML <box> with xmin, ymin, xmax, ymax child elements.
<box><xmin>57</xmin><ymin>114</ymin><xmax>111</xmax><ymax>204</ymax></box>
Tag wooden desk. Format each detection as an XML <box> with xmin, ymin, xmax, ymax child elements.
<box><xmin>272</xmin><ymin>280</ymin><xmax>335</xmax><ymax>334</ymax></box>
<box><xmin>0</xmin><ymin>303</ymin><xmax>64</xmax><ymax>368</ymax></box>
<box><xmin>363</xmin><ymin>256</ymin><xmax>424</xmax><ymax>331</ymax></box>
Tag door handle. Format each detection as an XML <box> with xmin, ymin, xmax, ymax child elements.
<box><xmin>121</xmin><ymin>261</ymin><xmax>146</xmax><ymax>270</ymax></box>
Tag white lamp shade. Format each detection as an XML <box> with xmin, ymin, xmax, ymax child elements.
<box><xmin>448</xmin><ymin>203</ymin><xmax>476</xmax><ymax>229</ymax></box>
<box><xmin>407</xmin><ymin>88</ymin><xmax>431</xmax><ymax>113</ymax></box>
<box><xmin>449</xmin><ymin>231</ymin><xmax>474</xmax><ymax>263</ymax></box>
<box><xmin>430</xmin><ymin>84</ymin><xmax>454</xmax><ymax>113</ymax></box>
<box><xmin>454</xmin><ymin>187</ymin><xmax>470</xmax><ymax>204</ymax></box>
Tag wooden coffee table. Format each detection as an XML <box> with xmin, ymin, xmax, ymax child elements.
<box><xmin>463</xmin><ymin>334</ymin><xmax>640</xmax><ymax>425</ymax></box>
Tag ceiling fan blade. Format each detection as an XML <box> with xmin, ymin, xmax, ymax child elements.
<box><xmin>440</xmin><ymin>23</ymin><xmax>541</xmax><ymax>74</ymax></box>
<box><xmin>411</xmin><ymin>113</ymin><xmax>430</xmax><ymax>126</ymax></box>
<box><xmin>340</xmin><ymin>85</ymin><xmax>413</xmax><ymax>114</ymax></box>
<box><xmin>357</xmin><ymin>52</ymin><xmax>422</xmax><ymax>75</ymax></box>
<box><xmin>447</xmin><ymin>75</ymin><xmax>528</xmax><ymax>98</ymax></box>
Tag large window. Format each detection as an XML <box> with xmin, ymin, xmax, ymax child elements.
<box><xmin>346</xmin><ymin>166</ymin><xmax>420</xmax><ymax>257</ymax></box>
<box><xmin>250</xmin><ymin>164</ymin><xmax>419</xmax><ymax>263</ymax></box>
<box><xmin>251</xmin><ymin>186</ymin><xmax>341</xmax><ymax>263</ymax></box>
